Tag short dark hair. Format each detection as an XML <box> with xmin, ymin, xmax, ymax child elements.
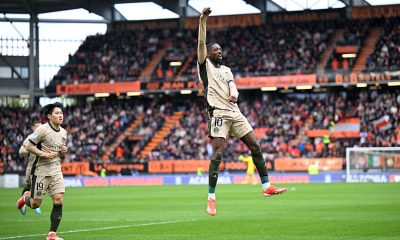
<box><xmin>207</xmin><ymin>43</ymin><xmax>219</xmax><ymax>53</ymax></box>
<box><xmin>31</xmin><ymin>120</ymin><xmax>42</xmax><ymax>126</ymax></box>
<box><xmin>43</xmin><ymin>102</ymin><xmax>63</xmax><ymax>116</ymax></box>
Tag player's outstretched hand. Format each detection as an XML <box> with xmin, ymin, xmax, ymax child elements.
<box><xmin>228</xmin><ymin>96</ymin><xmax>238</xmax><ymax>103</ymax></box>
<box><xmin>202</xmin><ymin>7</ymin><xmax>212</xmax><ymax>17</ymax></box>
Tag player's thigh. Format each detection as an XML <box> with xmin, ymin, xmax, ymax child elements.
<box><xmin>30</xmin><ymin>175</ymin><xmax>50</xmax><ymax>200</ymax></box>
<box><xmin>208</xmin><ymin>115</ymin><xmax>232</xmax><ymax>139</ymax></box>
<box><xmin>25</xmin><ymin>166</ymin><xmax>32</xmax><ymax>186</ymax></box>
<box><xmin>48</xmin><ymin>174</ymin><xmax>65</xmax><ymax>198</ymax></box>
<box><xmin>25</xmin><ymin>175</ymin><xmax>32</xmax><ymax>187</ymax></box>
<box><xmin>230</xmin><ymin>113</ymin><xmax>253</xmax><ymax>139</ymax></box>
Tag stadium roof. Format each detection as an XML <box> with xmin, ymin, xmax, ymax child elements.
<box><xmin>1</xmin><ymin>0</ymin><xmax>400</xmax><ymax>23</ymax></box>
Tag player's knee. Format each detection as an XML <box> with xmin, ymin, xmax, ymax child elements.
<box><xmin>211</xmin><ymin>152</ymin><xmax>223</xmax><ymax>162</ymax></box>
<box><xmin>210</xmin><ymin>152</ymin><xmax>223</xmax><ymax>163</ymax></box>
<box><xmin>52</xmin><ymin>194</ymin><xmax>64</xmax><ymax>205</ymax></box>
<box><xmin>53</xmin><ymin>199</ymin><xmax>63</xmax><ymax>205</ymax></box>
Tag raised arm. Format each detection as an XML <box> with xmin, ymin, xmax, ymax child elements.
<box><xmin>198</xmin><ymin>7</ymin><xmax>212</xmax><ymax>64</ymax></box>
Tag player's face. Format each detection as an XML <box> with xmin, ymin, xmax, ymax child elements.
<box><xmin>48</xmin><ymin>107</ymin><xmax>63</xmax><ymax>126</ymax></box>
<box><xmin>208</xmin><ymin>44</ymin><xmax>222</xmax><ymax>64</ymax></box>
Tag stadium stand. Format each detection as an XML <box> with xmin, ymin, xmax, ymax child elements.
<box><xmin>2</xmin><ymin>88</ymin><xmax>398</xmax><ymax>173</ymax></box>
<box><xmin>49</xmin><ymin>20</ymin><xmax>337</xmax><ymax>85</ymax></box>
<box><xmin>366</xmin><ymin>18</ymin><xmax>400</xmax><ymax>72</ymax></box>
<box><xmin>145</xmin><ymin>89</ymin><xmax>400</xmax><ymax>161</ymax></box>
<box><xmin>2</xmin><ymin>7</ymin><xmax>400</xmax><ymax>175</ymax></box>
<box><xmin>0</xmin><ymin>106</ymin><xmax>41</xmax><ymax>172</ymax></box>
<box><xmin>48</xmin><ymin>17</ymin><xmax>400</xmax><ymax>87</ymax></box>
<box><xmin>49</xmin><ymin>29</ymin><xmax>169</xmax><ymax>85</ymax></box>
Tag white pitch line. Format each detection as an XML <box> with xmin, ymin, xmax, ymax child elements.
<box><xmin>0</xmin><ymin>219</ymin><xmax>194</xmax><ymax>240</ymax></box>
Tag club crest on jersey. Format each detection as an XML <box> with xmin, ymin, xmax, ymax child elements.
<box><xmin>214</xmin><ymin>73</ymin><xmax>225</xmax><ymax>82</ymax></box>
<box><xmin>214</xmin><ymin>127</ymin><xmax>219</xmax><ymax>133</ymax></box>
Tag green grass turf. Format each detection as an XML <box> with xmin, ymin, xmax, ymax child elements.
<box><xmin>0</xmin><ymin>183</ymin><xmax>399</xmax><ymax>240</ymax></box>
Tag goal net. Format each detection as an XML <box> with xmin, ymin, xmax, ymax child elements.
<box><xmin>346</xmin><ymin>147</ymin><xmax>400</xmax><ymax>182</ymax></box>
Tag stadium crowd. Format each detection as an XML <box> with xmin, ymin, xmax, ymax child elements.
<box><xmin>3</xmin><ymin>14</ymin><xmax>400</xmax><ymax>172</ymax></box>
<box><xmin>47</xmin><ymin>17</ymin><xmax>400</xmax><ymax>88</ymax></box>
<box><xmin>63</xmin><ymin>99</ymin><xmax>143</xmax><ymax>163</ymax></box>
<box><xmin>184</xmin><ymin>21</ymin><xmax>333</xmax><ymax>79</ymax></box>
<box><xmin>0</xmin><ymin>106</ymin><xmax>41</xmax><ymax>172</ymax></box>
<box><xmin>327</xmin><ymin>20</ymin><xmax>370</xmax><ymax>72</ymax></box>
<box><xmin>49</xmin><ymin>20</ymin><xmax>337</xmax><ymax>86</ymax></box>
<box><xmin>50</xmin><ymin>29</ymin><xmax>171</xmax><ymax>85</ymax></box>
<box><xmin>1</xmin><ymin>89</ymin><xmax>399</xmax><ymax>173</ymax></box>
<box><xmin>138</xmin><ymin>89</ymin><xmax>400</xmax><ymax>161</ymax></box>
<box><xmin>0</xmin><ymin>99</ymin><xmax>143</xmax><ymax>172</ymax></box>
<box><xmin>366</xmin><ymin>18</ymin><xmax>400</xmax><ymax>72</ymax></box>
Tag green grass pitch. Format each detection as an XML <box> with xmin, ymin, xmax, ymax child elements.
<box><xmin>0</xmin><ymin>183</ymin><xmax>399</xmax><ymax>240</ymax></box>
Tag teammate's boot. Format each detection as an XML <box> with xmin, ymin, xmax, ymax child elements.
<box><xmin>17</xmin><ymin>191</ymin><xmax>30</xmax><ymax>209</ymax></box>
<box><xmin>262</xmin><ymin>185</ymin><xmax>287</xmax><ymax>198</ymax></box>
<box><xmin>46</xmin><ymin>231</ymin><xmax>63</xmax><ymax>240</ymax></box>
<box><xmin>207</xmin><ymin>198</ymin><xmax>216</xmax><ymax>216</ymax></box>
<box><xmin>20</xmin><ymin>205</ymin><xmax>27</xmax><ymax>215</ymax></box>
<box><xmin>35</xmin><ymin>207</ymin><xmax>42</xmax><ymax>214</ymax></box>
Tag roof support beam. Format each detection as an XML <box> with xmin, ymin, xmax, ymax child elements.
<box><xmin>245</xmin><ymin>0</ymin><xmax>286</xmax><ymax>12</ymax></box>
<box><xmin>28</xmin><ymin>11</ymin><xmax>39</xmax><ymax>106</ymax></box>
<box><xmin>267</xmin><ymin>0</ymin><xmax>285</xmax><ymax>11</ymax></box>
<box><xmin>81</xmin><ymin>0</ymin><xmax>126</xmax><ymax>22</ymax></box>
<box><xmin>153</xmin><ymin>0</ymin><xmax>181</xmax><ymax>15</ymax></box>
<box><xmin>340</xmin><ymin>0</ymin><xmax>371</xmax><ymax>7</ymax></box>
<box><xmin>244</xmin><ymin>0</ymin><xmax>266</xmax><ymax>12</ymax></box>
<box><xmin>186</xmin><ymin>4</ymin><xmax>200</xmax><ymax>16</ymax></box>
<box><xmin>0</xmin><ymin>17</ymin><xmax>108</xmax><ymax>23</ymax></box>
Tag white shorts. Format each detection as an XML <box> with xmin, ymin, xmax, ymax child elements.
<box><xmin>208</xmin><ymin>109</ymin><xmax>253</xmax><ymax>140</ymax></box>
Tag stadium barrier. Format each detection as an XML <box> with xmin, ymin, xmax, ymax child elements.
<box><xmin>352</xmin><ymin>4</ymin><xmax>400</xmax><ymax>19</ymax></box>
<box><xmin>92</xmin><ymin>163</ymin><xmax>145</xmax><ymax>173</ymax></box>
<box><xmin>147</xmin><ymin>160</ymin><xmax>273</xmax><ymax>173</ymax></box>
<box><xmin>56</xmin><ymin>81</ymin><xmax>140</xmax><ymax>94</ymax></box>
<box><xmin>0</xmin><ymin>174</ymin><xmax>19</xmax><ymax>188</ymax></box>
<box><xmin>63</xmin><ymin>172</ymin><xmax>400</xmax><ymax>188</ymax></box>
<box><xmin>61</xmin><ymin>162</ymin><xmax>146</xmax><ymax>176</ymax></box>
<box><xmin>59</xmin><ymin>159</ymin><xmax>344</xmax><ymax>176</ymax></box>
<box><xmin>185</xmin><ymin>14</ymin><xmax>263</xmax><ymax>29</ymax></box>
<box><xmin>55</xmin><ymin>71</ymin><xmax>398</xmax><ymax>95</ymax></box>
<box><xmin>275</xmin><ymin>158</ymin><xmax>344</xmax><ymax>171</ymax></box>
<box><xmin>62</xmin><ymin>162</ymin><xmax>97</xmax><ymax>176</ymax></box>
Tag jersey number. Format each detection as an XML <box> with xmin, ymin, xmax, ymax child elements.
<box><xmin>36</xmin><ymin>182</ymin><xmax>44</xmax><ymax>191</ymax></box>
<box><xmin>215</xmin><ymin>118</ymin><xmax>223</xmax><ymax>127</ymax></box>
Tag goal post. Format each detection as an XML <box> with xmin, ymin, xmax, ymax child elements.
<box><xmin>346</xmin><ymin>147</ymin><xmax>400</xmax><ymax>182</ymax></box>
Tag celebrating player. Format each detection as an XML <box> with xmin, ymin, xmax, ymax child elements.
<box><xmin>197</xmin><ymin>7</ymin><xmax>287</xmax><ymax>216</ymax></box>
<box><xmin>16</xmin><ymin>102</ymin><xmax>68</xmax><ymax>240</ymax></box>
